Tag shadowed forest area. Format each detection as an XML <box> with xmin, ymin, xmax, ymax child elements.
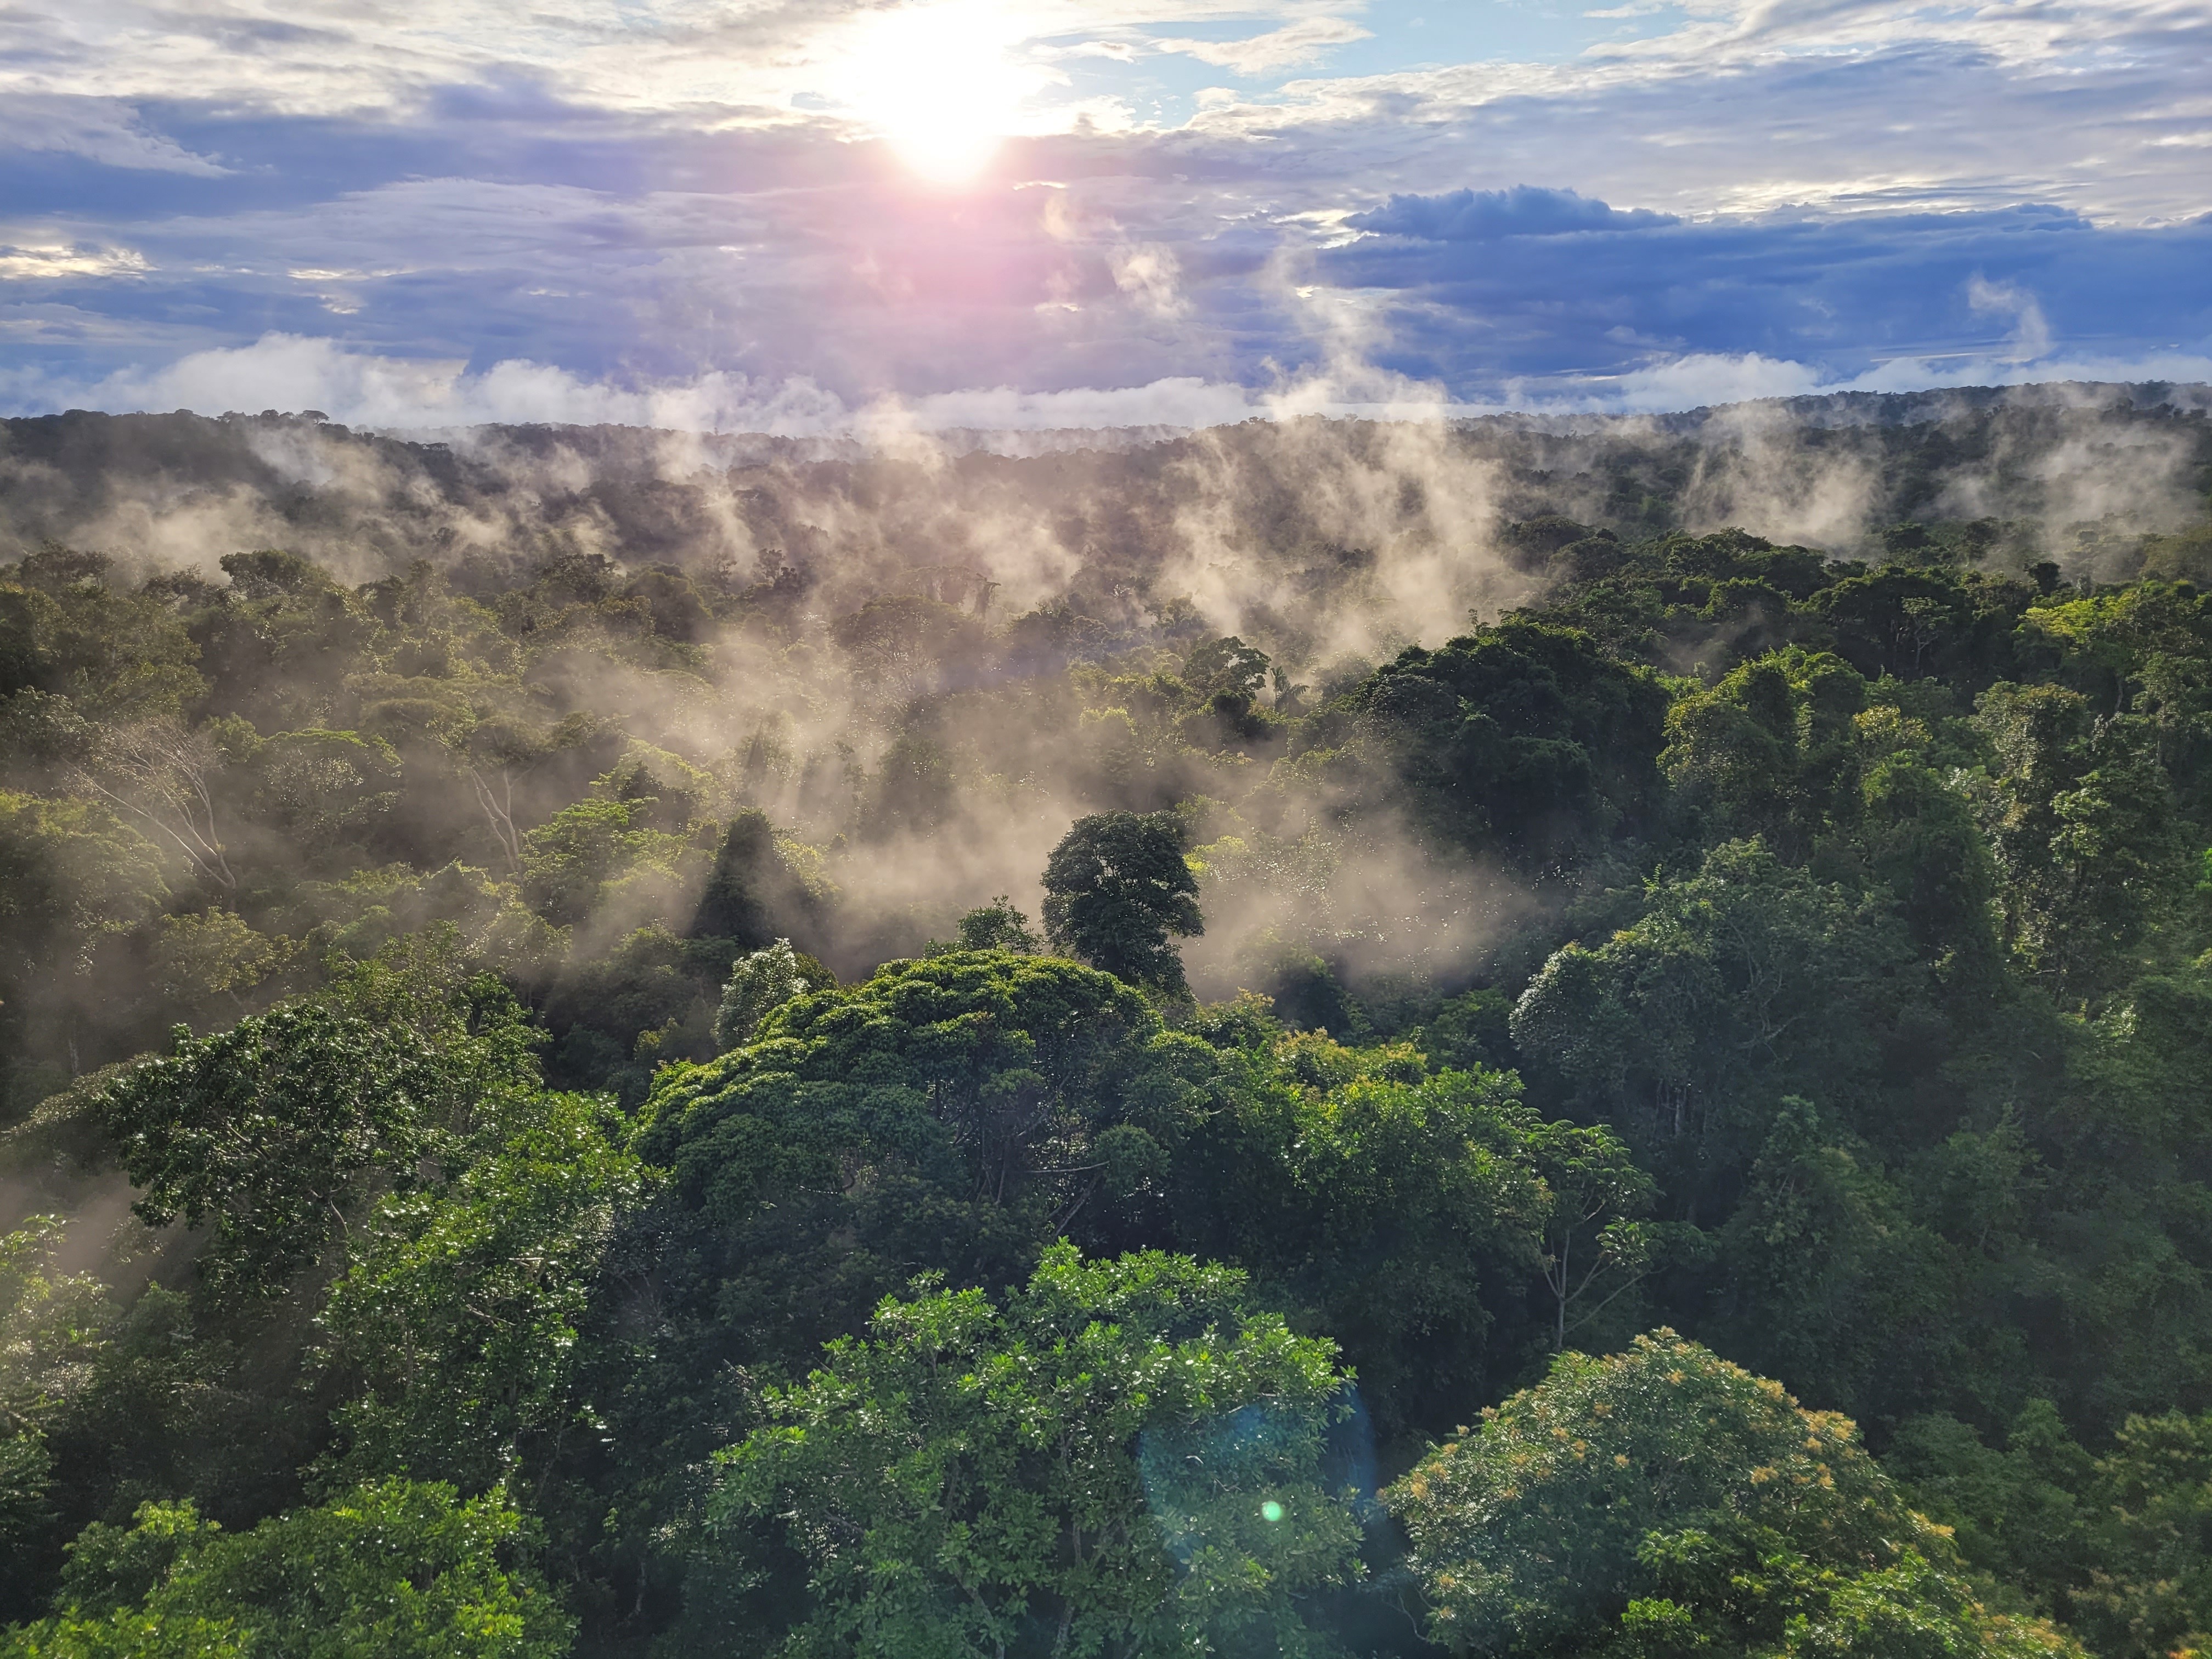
<box><xmin>5</xmin><ymin>385</ymin><xmax>2212</xmax><ymax>1657</ymax></box>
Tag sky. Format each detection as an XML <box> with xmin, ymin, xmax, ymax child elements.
<box><xmin>1</xmin><ymin>0</ymin><xmax>2209</xmax><ymax>430</ymax></box>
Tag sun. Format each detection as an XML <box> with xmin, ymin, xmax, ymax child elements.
<box><xmin>837</xmin><ymin>1</ymin><xmax>1038</xmax><ymax>185</ymax></box>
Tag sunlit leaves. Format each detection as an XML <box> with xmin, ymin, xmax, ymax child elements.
<box><xmin>712</xmin><ymin>1243</ymin><xmax>1359</xmax><ymax>1659</ymax></box>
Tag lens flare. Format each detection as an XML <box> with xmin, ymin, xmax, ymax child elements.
<box><xmin>838</xmin><ymin>1</ymin><xmax>1037</xmax><ymax>185</ymax></box>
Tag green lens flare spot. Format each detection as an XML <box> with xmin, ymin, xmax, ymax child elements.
<box><xmin>1261</xmin><ymin>1500</ymin><xmax>1284</xmax><ymax>1523</ymax></box>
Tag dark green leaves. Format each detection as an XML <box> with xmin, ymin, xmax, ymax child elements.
<box><xmin>85</xmin><ymin>957</ymin><xmax>543</xmax><ymax>1298</ymax></box>
<box><xmin>1041</xmin><ymin>811</ymin><xmax>1203</xmax><ymax>990</ymax></box>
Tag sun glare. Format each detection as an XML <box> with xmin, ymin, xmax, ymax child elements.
<box><xmin>839</xmin><ymin>2</ymin><xmax>1036</xmax><ymax>185</ymax></box>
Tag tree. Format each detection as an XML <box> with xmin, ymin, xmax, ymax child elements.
<box><xmin>0</xmin><ymin>792</ymin><xmax>164</xmax><ymax>1059</ymax></box>
<box><xmin>64</xmin><ymin>722</ymin><xmax>237</xmax><ymax>892</ymax></box>
<box><xmin>1385</xmin><ymin>1330</ymin><xmax>2066</xmax><ymax>1659</ymax></box>
<box><xmin>149</xmin><ymin>912</ymin><xmax>294</xmax><ymax>1010</ymax></box>
<box><xmin>2073</xmin><ymin>1409</ymin><xmax>2212</xmax><ymax>1659</ymax></box>
<box><xmin>1</xmin><ymin>1219</ymin><xmax>116</xmax><ymax>1607</ymax></box>
<box><xmin>1173</xmin><ymin>1037</ymin><xmax>1643</xmax><ymax>1435</ymax></box>
<box><xmin>244</xmin><ymin>729</ymin><xmax>402</xmax><ymax>861</ymax></box>
<box><xmin>1510</xmin><ymin>839</ymin><xmax>1916</xmax><ymax>1205</ymax></box>
<box><xmin>952</xmin><ymin>896</ymin><xmax>1041</xmax><ymax>955</ymax></box>
<box><xmin>8</xmin><ymin>1481</ymin><xmax>572</xmax><ymax>1659</ymax></box>
<box><xmin>1971</xmin><ymin>686</ymin><xmax>2185</xmax><ymax>997</ymax></box>
<box><xmin>315</xmin><ymin>1093</ymin><xmax>652</xmax><ymax>1494</ymax></box>
<box><xmin>1346</xmin><ymin>616</ymin><xmax>1669</xmax><ymax>869</ymax></box>
<box><xmin>1660</xmin><ymin>648</ymin><xmax>1869</xmax><ymax>857</ymax></box>
<box><xmin>637</xmin><ymin>951</ymin><xmax>1215</xmax><ymax>1366</ymax></box>
<box><xmin>689</xmin><ymin>810</ymin><xmax>824</xmax><ymax>951</ymax></box>
<box><xmin>1041</xmin><ymin>812</ymin><xmax>1202</xmax><ymax>990</ymax></box>
<box><xmin>1525</xmin><ymin>1116</ymin><xmax>1655</xmax><ymax>1355</ymax></box>
<box><xmin>82</xmin><ymin>948</ymin><xmax>543</xmax><ymax>1297</ymax></box>
<box><xmin>1703</xmin><ymin>1097</ymin><xmax>1936</xmax><ymax>1400</ymax></box>
<box><xmin>709</xmin><ymin>1243</ymin><xmax>1361</xmax><ymax>1659</ymax></box>
<box><xmin>713</xmin><ymin>938</ymin><xmax>827</xmax><ymax>1051</ymax></box>
<box><xmin>1890</xmin><ymin>1400</ymin><xmax>2212</xmax><ymax>1659</ymax></box>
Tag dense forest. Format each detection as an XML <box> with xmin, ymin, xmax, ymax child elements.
<box><xmin>4</xmin><ymin>385</ymin><xmax>2212</xmax><ymax>1658</ymax></box>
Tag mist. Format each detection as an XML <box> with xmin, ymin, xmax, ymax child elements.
<box><xmin>2</xmin><ymin>379</ymin><xmax>2209</xmax><ymax>1110</ymax></box>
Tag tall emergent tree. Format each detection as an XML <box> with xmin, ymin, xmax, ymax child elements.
<box><xmin>1041</xmin><ymin>812</ymin><xmax>1203</xmax><ymax>990</ymax></box>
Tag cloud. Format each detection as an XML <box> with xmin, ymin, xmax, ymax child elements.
<box><xmin>17</xmin><ymin>327</ymin><xmax>2211</xmax><ymax>443</ymax></box>
<box><xmin>2</xmin><ymin>0</ymin><xmax>2208</xmax><ymax>422</ymax></box>
<box><xmin>0</xmin><ymin>244</ymin><xmax>149</xmax><ymax>280</ymax></box>
<box><xmin>0</xmin><ymin>331</ymin><xmax>1278</xmax><ymax>435</ymax></box>
<box><xmin>1349</xmin><ymin>186</ymin><xmax>1678</xmax><ymax>240</ymax></box>
<box><xmin>1320</xmin><ymin>195</ymin><xmax>2212</xmax><ymax>392</ymax></box>
<box><xmin>1150</xmin><ymin>18</ymin><xmax>1372</xmax><ymax>77</ymax></box>
<box><xmin>7</xmin><ymin>334</ymin><xmax>843</xmax><ymax>433</ymax></box>
<box><xmin>1111</xmin><ymin>242</ymin><xmax>1190</xmax><ymax>318</ymax></box>
<box><xmin>1967</xmin><ymin>273</ymin><xmax>2053</xmax><ymax>362</ymax></box>
<box><xmin>0</xmin><ymin>97</ymin><xmax>229</xmax><ymax>175</ymax></box>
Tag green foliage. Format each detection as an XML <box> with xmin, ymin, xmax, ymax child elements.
<box><xmin>5</xmin><ymin>420</ymin><xmax>2212</xmax><ymax>1659</ymax></box>
<box><xmin>0</xmin><ymin>794</ymin><xmax>165</xmax><ymax>1013</ymax></box>
<box><xmin>1176</xmin><ymin>1039</ymin><xmax>1644</xmax><ymax>1433</ymax></box>
<box><xmin>689</xmin><ymin>810</ymin><xmax>825</xmax><ymax>951</ymax></box>
<box><xmin>81</xmin><ymin>947</ymin><xmax>542</xmax><ymax>1297</ymax></box>
<box><xmin>1511</xmin><ymin>839</ymin><xmax>1916</xmax><ymax>1188</ymax></box>
<box><xmin>1345</xmin><ymin>616</ymin><xmax>1669</xmax><ymax>869</ymax></box>
<box><xmin>1</xmin><ymin>1219</ymin><xmax>115</xmax><ymax>1580</ymax></box>
<box><xmin>1386</xmin><ymin>1331</ymin><xmax>2052</xmax><ymax>1659</ymax></box>
<box><xmin>713</xmin><ymin>939</ymin><xmax>827</xmax><ymax>1052</ymax></box>
<box><xmin>10</xmin><ymin>1481</ymin><xmax>571</xmax><ymax>1659</ymax></box>
<box><xmin>710</xmin><ymin>1243</ymin><xmax>1361</xmax><ymax>1659</ymax></box>
<box><xmin>1662</xmin><ymin>648</ymin><xmax>1869</xmax><ymax>856</ymax></box>
<box><xmin>521</xmin><ymin>795</ymin><xmax>698</xmax><ymax>929</ymax></box>
<box><xmin>316</xmin><ymin>1092</ymin><xmax>651</xmax><ymax>1493</ymax></box>
<box><xmin>950</xmin><ymin>895</ymin><xmax>1042</xmax><ymax>955</ymax></box>
<box><xmin>149</xmin><ymin>912</ymin><xmax>294</xmax><ymax>1007</ymax></box>
<box><xmin>639</xmin><ymin>950</ymin><xmax>1212</xmax><ymax>1365</ymax></box>
<box><xmin>1893</xmin><ymin>1401</ymin><xmax>2212</xmax><ymax>1659</ymax></box>
<box><xmin>1041</xmin><ymin>811</ymin><xmax>1203</xmax><ymax>990</ymax></box>
<box><xmin>1970</xmin><ymin>686</ymin><xmax>2184</xmax><ymax>997</ymax></box>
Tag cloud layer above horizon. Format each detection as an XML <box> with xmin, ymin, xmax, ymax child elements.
<box><xmin>2</xmin><ymin>0</ymin><xmax>2209</xmax><ymax>430</ymax></box>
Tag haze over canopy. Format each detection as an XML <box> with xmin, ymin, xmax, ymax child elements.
<box><xmin>1</xmin><ymin>0</ymin><xmax>2208</xmax><ymax>429</ymax></box>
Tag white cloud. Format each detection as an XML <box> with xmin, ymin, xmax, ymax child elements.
<box><xmin>26</xmin><ymin>334</ymin><xmax>842</xmax><ymax>432</ymax></box>
<box><xmin>1110</xmin><ymin>242</ymin><xmax>1189</xmax><ymax>318</ymax></box>
<box><xmin>1150</xmin><ymin>17</ymin><xmax>1372</xmax><ymax>77</ymax></box>
<box><xmin>5</xmin><ymin>331</ymin><xmax>1265</xmax><ymax>435</ymax></box>
<box><xmin>0</xmin><ymin>243</ymin><xmax>150</xmax><ymax>280</ymax></box>
<box><xmin>1532</xmin><ymin>348</ymin><xmax>2212</xmax><ymax>414</ymax></box>
<box><xmin>1967</xmin><ymin>273</ymin><xmax>2054</xmax><ymax>362</ymax></box>
<box><xmin>13</xmin><ymin>332</ymin><xmax>2210</xmax><ymax>439</ymax></box>
<box><xmin>1550</xmin><ymin>351</ymin><xmax>1827</xmax><ymax>411</ymax></box>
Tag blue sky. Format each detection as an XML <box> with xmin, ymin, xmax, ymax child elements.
<box><xmin>1</xmin><ymin>0</ymin><xmax>2208</xmax><ymax>428</ymax></box>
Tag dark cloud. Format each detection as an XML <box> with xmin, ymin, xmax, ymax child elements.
<box><xmin>1321</xmin><ymin>199</ymin><xmax>2212</xmax><ymax>388</ymax></box>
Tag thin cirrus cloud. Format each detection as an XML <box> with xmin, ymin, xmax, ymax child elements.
<box><xmin>0</xmin><ymin>0</ymin><xmax>2207</xmax><ymax>430</ymax></box>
